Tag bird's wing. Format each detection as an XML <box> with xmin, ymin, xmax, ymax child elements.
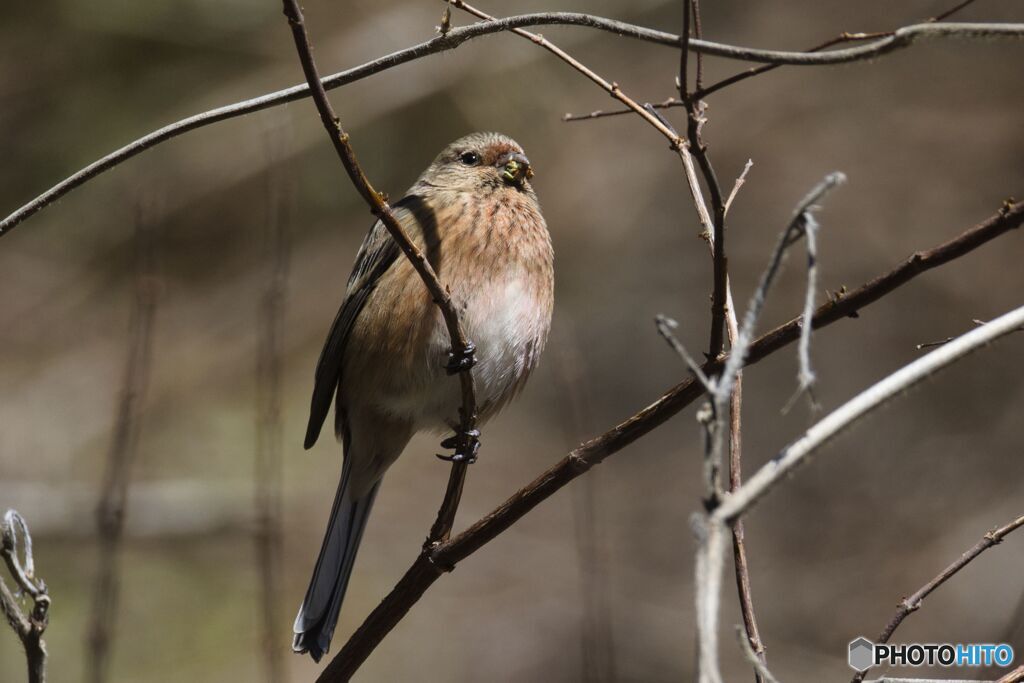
<box><xmin>303</xmin><ymin>200</ymin><xmax>421</xmax><ymax>449</ymax></box>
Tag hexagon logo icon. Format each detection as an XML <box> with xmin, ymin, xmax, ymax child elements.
<box><xmin>849</xmin><ymin>637</ymin><xmax>874</xmax><ymax>671</ymax></box>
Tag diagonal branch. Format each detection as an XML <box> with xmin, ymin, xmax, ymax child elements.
<box><xmin>713</xmin><ymin>305</ymin><xmax>1024</xmax><ymax>525</ymax></box>
<box><xmin>317</xmin><ymin>201</ymin><xmax>1022</xmax><ymax>681</ymax></box>
<box><xmin>852</xmin><ymin>513</ymin><xmax>1024</xmax><ymax>683</ymax></box>
<box><xmin>279</xmin><ymin>0</ymin><xmax>478</xmax><ymax>543</ymax></box>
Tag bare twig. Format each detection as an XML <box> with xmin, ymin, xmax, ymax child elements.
<box><xmin>2</xmin><ymin>510</ymin><xmax>49</xmax><ymax>683</ymax></box>
<box><xmin>786</xmin><ymin>201</ymin><xmax>824</xmax><ymax>413</ymax></box>
<box><xmin>317</xmin><ymin>199</ymin><xmax>1021</xmax><ymax>680</ymax></box>
<box><xmin>4</xmin><ymin>12</ymin><xmax>1021</xmax><ymax>236</ymax></box>
<box><xmin>734</xmin><ymin>626</ymin><xmax>780</xmax><ymax>683</ymax></box>
<box><xmin>655</xmin><ymin>314</ymin><xmax>714</xmax><ymax>391</ymax></box>
<box><xmin>724</xmin><ymin>160</ymin><xmax>753</xmax><ymax>216</ymax></box>
<box><xmin>279</xmin><ymin>0</ymin><xmax>478</xmax><ymax>546</ymax></box>
<box><xmin>851</xmin><ymin>513</ymin><xmax>1024</xmax><ymax>683</ymax></box>
<box><xmin>253</xmin><ymin>135</ymin><xmax>290</xmax><ymax>683</ymax></box>
<box><xmin>691</xmin><ymin>0</ymin><xmax>705</xmax><ymax>90</ymax></box>
<box><xmin>931</xmin><ymin>0</ymin><xmax>983</xmax><ymax>22</ymax></box>
<box><xmin>86</xmin><ymin>214</ymin><xmax>159</xmax><ymax>683</ymax></box>
<box><xmin>917</xmin><ymin>319</ymin><xmax>1023</xmax><ymax>349</ymax></box>
<box><xmin>720</xmin><ymin>173</ymin><xmax>846</xmax><ymax>404</ymax></box>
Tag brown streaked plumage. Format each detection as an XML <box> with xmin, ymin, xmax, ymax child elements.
<box><xmin>293</xmin><ymin>132</ymin><xmax>553</xmax><ymax>661</ymax></box>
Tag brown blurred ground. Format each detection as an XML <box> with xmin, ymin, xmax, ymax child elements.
<box><xmin>1</xmin><ymin>0</ymin><xmax>1023</xmax><ymax>681</ymax></box>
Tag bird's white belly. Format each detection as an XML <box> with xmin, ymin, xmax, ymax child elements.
<box><xmin>388</xmin><ymin>276</ymin><xmax>547</xmax><ymax>430</ymax></box>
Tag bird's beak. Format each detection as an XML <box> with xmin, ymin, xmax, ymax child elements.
<box><xmin>497</xmin><ymin>152</ymin><xmax>533</xmax><ymax>186</ymax></box>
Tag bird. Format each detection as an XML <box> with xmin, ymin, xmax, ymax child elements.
<box><xmin>292</xmin><ymin>132</ymin><xmax>554</xmax><ymax>662</ymax></box>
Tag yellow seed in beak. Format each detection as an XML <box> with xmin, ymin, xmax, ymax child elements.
<box><xmin>502</xmin><ymin>159</ymin><xmax>521</xmax><ymax>183</ymax></box>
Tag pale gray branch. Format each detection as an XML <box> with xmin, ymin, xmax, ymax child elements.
<box><xmin>714</xmin><ymin>304</ymin><xmax>1024</xmax><ymax>524</ymax></box>
<box><xmin>2</xmin><ymin>17</ymin><xmax>1020</xmax><ymax>236</ymax></box>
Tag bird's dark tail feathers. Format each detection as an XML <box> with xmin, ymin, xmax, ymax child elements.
<box><xmin>292</xmin><ymin>460</ymin><xmax>381</xmax><ymax>662</ymax></box>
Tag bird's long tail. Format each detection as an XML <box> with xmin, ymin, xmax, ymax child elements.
<box><xmin>292</xmin><ymin>459</ymin><xmax>381</xmax><ymax>662</ymax></box>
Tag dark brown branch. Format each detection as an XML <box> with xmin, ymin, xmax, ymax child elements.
<box><xmin>852</xmin><ymin>513</ymin><xmax>1024</xmax><ymax>683</ymax></box>
<box><xmin>691</xmin><ymin>0</ymin><xmax>705</xmax><ymax>92</ymax></box>
<box><xmin>729</xmin><ymin>380</ymin><xmax>766</xmax><ymax>682</ymax></box>
<box><xmin>679</xmin><ymin>1</ymin><xmax>691</xmax><ymax>102</ymax></box>
<box><xmin>86</xmin><ymin>215</ymin><xmax>158</xmax><ymax>683</ymax></box>
<box><xmin>2</xmin><ymin>511</ymin><xmax>49</xmax><ymax>683</ymax></box>
<box><xmin>318</xmin><ymin>201</ymin><xmax>1022</xmax><ymax>681</ymax></box>
<box><xmin>279</xmin><ymin>0</ymin><xmax>479</xmax><ymax>544</ymax></box>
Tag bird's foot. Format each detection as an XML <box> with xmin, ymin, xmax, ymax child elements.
<box><xmin>436</xmin><ymin>428</ymin><xmax>480</xmax><ymax>464</ymax></box>
<box><xmin>445</xmin><ymin>340</ymin><xmax>477</xmax><ymax>376</ymax></box>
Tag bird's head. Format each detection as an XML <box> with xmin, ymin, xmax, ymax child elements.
<box><xmin>418</xmin><ymin>132</ymin><xmax>534</xmax><ymax>194</ymax></box>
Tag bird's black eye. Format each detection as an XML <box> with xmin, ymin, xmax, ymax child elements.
<box><xmin>459</xmin><ymin>151</ymin><xmax>480</xmax><ymax>166</ymax></box>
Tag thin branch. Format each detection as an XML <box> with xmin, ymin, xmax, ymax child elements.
<box><xmin>316</xmin><ymin>200</ymin><xmax>1022</xmax><ymax>680</ymax></box>
<box><xmin>3</xmin><ymin>14</ymin><xmax>1021</xmax><ymax>236</ymax></box>
<box><xmin>679</xmin><ymin>0</ymin><xmax>691</xmax><ymax>103</ymax></box>
<box><xmin>851</xmin><ymin>513</ymin><xmax>1024</xmax><ymax>683</ymax></box>
<box><xmin>691</xmin><ymin>0</ymin><xmax>705</xmax><ymax>90</ymax></box>
<box><xmin>86</xmin><ymin>211</ymin><xmax>158</xmax><ymax>683</ymax></box>
<box><xmin>916</xmin><ymin>319</ymin><xmax>1022</xmax><ymax>349</ymax></box>
<box><xmin>718</xmin><ymin>173</ymin><xmax>846</xmax><ymax>406</ymax></box>
<box><xmin>724</xmin><ymin>160</ymin><xmax>753</xmax><ymax>216</ymax></box>
<box><xmin>2</xmin><ymin>510</ymin><xmax>49</xmax><ymax>683</ymax></box>
<box><xmin>734</xmin><ymin>626</ymin><xmax>780</xmax><ymax>683</ymax></box>
<box><xmin>565</xmin><ymin>0</ymin><xmax>992</xmax><ymax>120</ymax></box>
<box><xmin>655</xmin><ymin>314</ymin><xmax>714</xmax><ymax>392</ymax></box>
<box><xmin>713</xmin><ymin>305</ymin><xmax>1024</xmax><ymax>525</ymax></box>
<box><xmin>718</xmin><ymin>159</ymin><xmax>765</xmax><ymax>679</ymax></box>
<box><xmin>279</xmin><ymin>0</ymin><xmax>478</xmax><ymax>547</ymax></box>
<box><xmin>685</xmin><ymin>100</ymin><xmax>730</xmax><ymax>361</ymax></box>
<box><xmin>790</xmin><ymin>206</ymin><xmax>822</xmax><ymax>410</ymax></box>
<box><xmin>932</xmin><ymin>0</ymin><xmax>983</xmax><ymax>22</ymax></box>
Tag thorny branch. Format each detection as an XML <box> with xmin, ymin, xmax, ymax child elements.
<box><xmin>1</xmin><ymin>510</ymin><xmax>49</xmax><ymax>683</ymax></box>
<box><xmin>318</xmin><ymin>201</ymin><xmax>1022</xmax><ymax>680</ymax></box>
<box><xmin>852</xmin><ymin>513</ymin><xmax>1024</xmax><ymax>683</ymax></box>
<box><xmin>3</xmin><ymin>13</ymin><xmax>1022</xmax><ymax>235</ymax></box>
<box><xmin>279</xmin><ymin>0</ymin><xmax>478</xmax><ymax>546</ymax></box>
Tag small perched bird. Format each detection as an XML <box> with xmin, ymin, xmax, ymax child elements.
<box><xmin>293</xmin><ymin>132</ymin><xmax>554</xmax><ymax>661</ymax></box>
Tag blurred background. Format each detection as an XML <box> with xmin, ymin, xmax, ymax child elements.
<box><xmin>2</xmin><ymin>0</ymin><xmax>1023</xmax><ymax>681</ymax></box>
